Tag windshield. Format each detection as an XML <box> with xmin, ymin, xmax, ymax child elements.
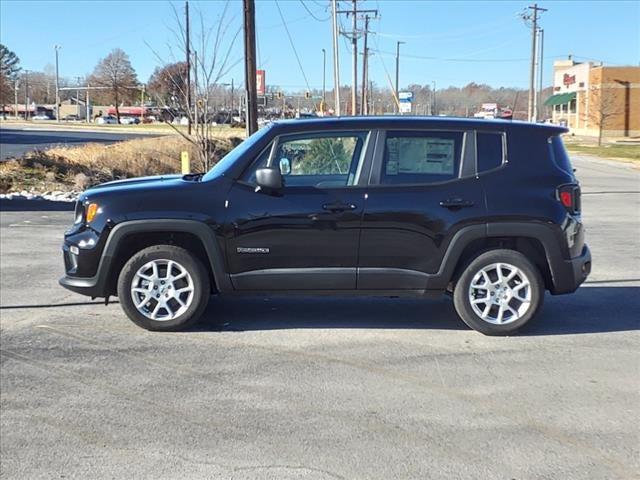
<box><xmin>202</xmin><ymin>124</ymin><xmax>273</xmax><ymax>181</ymax></box>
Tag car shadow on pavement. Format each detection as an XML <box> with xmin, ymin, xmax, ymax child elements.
<box><xmin>0</xmin><ymin>198</ymin><xmax>75</xmax><ymax>211</ymax></box>
<box><xmin>196</xmin><ymin>286</ymin><xmax>639</xmax><ymax>336</ymax></box>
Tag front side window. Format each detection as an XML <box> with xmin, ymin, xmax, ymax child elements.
<box><xmin>273</xmin><ymin>132</ymin><xmax>368</xmax><ymax>188</ymax></box>
<box><xmin>381</xmin><ymin>131</ymin><xmax>463</xmax><ymax>185</ymax></box>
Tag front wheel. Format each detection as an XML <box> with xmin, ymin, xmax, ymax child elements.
<box><xmin>453</xmin><ymin>249</ymin><xmax>544</xmax><ymax>335</ymax></box>
<box><xmin>117</xmin><ymin>245</ymin><xmax>210</xmax><ymax>331</ymax></box>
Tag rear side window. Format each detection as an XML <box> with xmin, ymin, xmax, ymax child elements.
<box><xmin>476</xmin><ymin>132</ymin><xmax>504</xmax><ymax>172</ymax></box>
<box><xmin>381</xmin><ymin>131</ymin><xmax>463</xmax><ymax>185</ymax></box>
<box><xmin>550</xmin><ymin>136</ymin><xmax>574</xmax><ymax>174</ymax></box>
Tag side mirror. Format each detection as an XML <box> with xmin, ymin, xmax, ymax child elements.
<box><xmin>255</xmin><ymin>166</ymin><xmax>283</xmax><ymax>191</ymax></box>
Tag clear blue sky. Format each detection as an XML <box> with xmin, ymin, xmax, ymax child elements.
<box><xmin>1</xmin><ymin>0</ymin><xmax>638</xmax><ymax>91</ymax></box>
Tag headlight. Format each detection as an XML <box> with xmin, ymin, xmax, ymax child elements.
<box><xmin>86</xmin><ymin>203</ymin><xmax>100</xmax><ymax>223</ymax></box>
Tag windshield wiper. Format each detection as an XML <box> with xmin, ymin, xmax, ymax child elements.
<box><xmin>182</xmin><ymin>172</ymin><xmax>204</xmax><ymax>182</ymax></box>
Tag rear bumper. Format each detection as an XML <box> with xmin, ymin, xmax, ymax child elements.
<box><xmin>550</xmin><ymin>244</ymin><xmax>591</xmax><ymax>295</ymax></box>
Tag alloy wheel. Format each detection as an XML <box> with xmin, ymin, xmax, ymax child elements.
<box><xmin>130</xmin><ymin>259</ymin><xmax>194</xmax><ymax>321</ymax></box>
<box><xmin>468</xmin><ymin>262</ymin><xmax>532</xmax><ymax>325</ymax></box>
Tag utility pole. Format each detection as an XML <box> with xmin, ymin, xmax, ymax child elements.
<box><xmin>185</xmin><ymin>0</ymin><xmax>191</xmax><ymax>134</ymax></box>
<box><xmin>140</xmin><ymin>84</ymin><xmax>145</xmax><ymax>122</ymax></box>
<box><xmin>243</xmin><ymin>0</ymin><xmax>258</xmax><ymax>135</ymax></box>
<box><xmin>76</xmin><ymin>76</ymin><xmax>82</xmax><ymax>118</ymax></box>
<box><xmin>331</xmin><ymin>0</ymin><xmax>341</xmax><ymax>116</ymax></box>
<box><xmin>24</xmin><ymin>71</ymin><xmax>29</xmax><ymax>121</ymax></box>
<box><xmin>336</xmin><ymin>2</ymin><xmax>377</xmax><ymax>115</ymax></box>
<box><xmin>537</xmin><ymin>27</ymin><xmax>544</xmax><ymax>122</ymax></box>
<box><xmin>54</xmin><ymin>45</ymin><xmax>61</xmax><ymax>123</ymax></box>
<box><xmin>395</xmin><ymin>41</ymin><xmax>405</xmax><ymax>113</ymax></box>
<box><xmin>351</xmin><ymin>0</ymin><xmax>357</xmax><ymax>115</ymax></box>
<box><xmin>230</xmin><ymin>78</ymin><xmax>234</xmax><ymax>116</ymax></box>
<box><xmin>193</xmin><ymin>50</ymin><xmax>199</xmax><ymax>133</ymax></box>
<box><xmin>86</xmin><ymin>83</ymin><xmax>90</xmax><ymax>123</ymax></box>
<box><xmin>14</xmin><ymin>79</ymin><xmax>19</xmax><ymax>119</ymax></box>
<box><xmin>361</xmin><ymin>15</ymin><xmax>370</xmax><ymax>115</ymax></box>
<box><xmin>322</xmin><ymin>48</ymin><xmax>326</xmax><ymax>114</ymax></box>
<box><xmin>523</xmin><ymin>3</ymin><xmax>547</xmax><ymax>122</ymax></box>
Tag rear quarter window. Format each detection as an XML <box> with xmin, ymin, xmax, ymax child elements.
<box><xmin>549</xmin><ymin>135</ymin><xmax>574</xmax><ymax>174</ymax></box>
<box><xmin>476</xmin><ymin>132</ymin><xmax>504</xmax><ymax>172</ymax></box>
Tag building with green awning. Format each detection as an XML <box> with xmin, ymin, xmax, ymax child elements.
<box><xmin>544</xmin><ymin>92</ymin><xmax>576</xmax><ymax>107</ymax></box>
<box><xmin>549</xmin><ymin>57</ymin><xmax>639</xmax><ymax>137</ymax></box>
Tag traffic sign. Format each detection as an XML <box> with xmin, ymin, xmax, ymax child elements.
<box><xmin>398</xmin><ymin>91</ymin><xmax>413</xmax><ymax>102</ymax></box>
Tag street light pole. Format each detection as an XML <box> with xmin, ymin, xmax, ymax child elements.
<box><xmin>537</xmin><ymin>28</ymin><xmax>544</xmax><ymax>122</ymax></box>
<box><xmin>331</xmin><ymin>0</ymin><xmax>341</xmax><ymax>116</ymax></box>
<box><xmin>395</xmin><ymin>41</ymin><xmax>405</xmax><ymax>113</ymax></box>
<box><xmin>54</xmin><ymin>45</ymin><xmax>61</xmax><ymax>123</ymax></box>
<box><xmin>322</xmin><ymin>48</ymin><xmax>326</xmax><ymax>114</ymax></box>
<box><xmin>432</xmin><ymin>80</ymin><xmax>437</xmax><ymax>116</ymax></box>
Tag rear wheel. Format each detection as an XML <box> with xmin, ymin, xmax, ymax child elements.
<box><xmin>117</xmin><ymin>245</ymin><xmax>210</xmax><ymax>331</ymax></box>
<box><xmin>453</xmin><ymin>249</ymin><xmax>544</xmax><ymax>335</ymax></box>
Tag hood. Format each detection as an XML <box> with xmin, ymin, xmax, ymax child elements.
<box><xmin>81</xmin><ymin>174</ymin><xmax>192</xmax><ymax>201</ymax></box>
<box><xmin>90</xmin><ymin>174</ymin><xmax>184</xmax><ymax>190</ymax></box>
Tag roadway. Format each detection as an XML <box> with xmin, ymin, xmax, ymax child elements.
<box><xmin>0</xmin><ymin>155</ymin><xmax>638</xmax><ymax>479</ymax></box>
<box><xmin>0</xmin><ymin>126</ymin><xmax>160</xmax><ymax>160</ymax></box>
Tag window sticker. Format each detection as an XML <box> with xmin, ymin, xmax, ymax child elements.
<box><xmin>386</xmin><ymin>160</ymin><xmax>399</xmax><ymax>175</ymax></box>
<box><xmin>386</xmin><ymin>137</ymin><xmax>455</xmax><ymax>175</ymax></box>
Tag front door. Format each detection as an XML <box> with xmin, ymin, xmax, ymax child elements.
<box><xmin>224</xmin><ymin>130</ymin><xmax>373</xmax><ymax>291</ymax></box>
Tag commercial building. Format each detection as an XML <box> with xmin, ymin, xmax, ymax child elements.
<box><xmin>545</xmin><ymin>57</ymin><xmax>639</xmax><ymax>138</ymax></box>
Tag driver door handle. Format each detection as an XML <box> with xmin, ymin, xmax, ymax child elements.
<box><xmin>323</xmin><ymin>202</ymin><xmax>357</xmax><ymax>212</ymax></box>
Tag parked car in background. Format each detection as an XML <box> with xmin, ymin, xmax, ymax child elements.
<box><xmin>60</xmin><ymin>117</ymin><xmax>590</xmax><ymax>335</ymax></box>
<box><xmin>95</xmin><ymin>115</ymin><xmax>118</xmax><ymax>125</ymax></box>
<box><xmin>119</xmin><ymin>116</ymin><xmax>141</xmax><ymax>125</ymax></box>
<box><xmin>32</xmin><ymin>114</ymin><xmax>52</xmax><ymax>120</ymax></box>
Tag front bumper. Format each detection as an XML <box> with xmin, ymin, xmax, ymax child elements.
<box><xmin>59</xmin><ymin>274</ymin><xmax>104</xmax><ymax>298</ymax></box>
<box><xmin>550</xmin><ymin>244</ymin><xmax>591</xmax><ymax>295</ymax></box>
<box><xmin>60</xmin><ymin>229</ymin><xmax>109</xmax><ymax>298</ymax></box>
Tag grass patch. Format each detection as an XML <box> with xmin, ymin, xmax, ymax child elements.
<box><xmin>0</xmin><ymin>134</ymin><xmax>241</xmax><ymax>194</ymax></box>
<box><xmin>565</xmin><ymin>143</ymin><xmax>640</xmax><ymax>161</ymax></box>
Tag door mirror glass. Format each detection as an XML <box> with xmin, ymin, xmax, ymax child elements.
<box><xmin>279</xmin><ymin>157</ymin><xmax>291</xmax><ymax>175</ymax></box>
<box><xmin>255</xmin><ymin>166</ymin><xmax>283</xmax><ymax>190</ymax></box>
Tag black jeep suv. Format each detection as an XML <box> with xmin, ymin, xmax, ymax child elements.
<box><xmin>60</xmin><ymin>117</ymin><xmax>591</xmax><ymax>335</ymax></box>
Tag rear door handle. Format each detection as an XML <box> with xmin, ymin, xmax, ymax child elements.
<box><xmin>323</xmin><ymin>202</ymin><xmax>357</xmax><ymax>212</ymax></box>
<box><xmin>439</xmin><ymin>198</ymin><xmax>475</xmax><ymax>209</ymax></box>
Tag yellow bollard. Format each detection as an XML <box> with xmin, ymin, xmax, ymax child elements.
<box><xmin>181</xmin><ymin>151</ymin><xmax>190</xmax><ymax>174</ymax></box>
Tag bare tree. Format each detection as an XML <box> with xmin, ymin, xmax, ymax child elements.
<box><xmin>587</xmin><ymin>85</ymin><xmax>622</xmax><ymax>146</ymax></box>
<box><xmin>89</xmin><ymin>48</ymin><xmax>139</xmax><ymax>122</ymax></box>
<box><xmin>147</xmin><ymin>1</ymin><xmax>241</xmax><ymax>171</ymax></box>
<box><xmin>148</xmin><ymin>62</ymin><xmax>188</xmax><ymax>106</ymax></box>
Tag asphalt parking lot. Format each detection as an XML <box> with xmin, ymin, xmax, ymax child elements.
<box><xmin>0</xmin><ymin>126</ymin><xmax>160</xmax><ymax>160</ymax></box>
<box><xmin>1</xmin><ymin>155</ymin><xmax>638</xmax><ymax>479</ymax></box>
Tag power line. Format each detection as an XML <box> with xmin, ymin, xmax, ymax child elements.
<box><xmin>274</xmin><ymin>0</ymin><xmax>312</xmax><ymax>92</ymax></box>
<box><xmin>369</xmin><ymin>48</ymin><xmax>536</xmax><ymax>63</ymax></box>
<box><xmin>299</xmin><ymin>0</ymin><xmax>330</xmax><ymax>21</ymax></box>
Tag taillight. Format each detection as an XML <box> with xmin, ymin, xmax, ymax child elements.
<box><xmin>557</xmin><ymin>184</ymin><xmax>581</xmax><ymax>214</ymax></box>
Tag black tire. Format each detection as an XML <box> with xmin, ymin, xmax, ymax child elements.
<box><xmin>453</xmin><ymin>249</ymin><xmax>544</xmax><ymax>336</ymax></box>
<box><xmin>117</xmin><ymin>245</ymin><xmax>210</xmax><ymax>331</ymax></box>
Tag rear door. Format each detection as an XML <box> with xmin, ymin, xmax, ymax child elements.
<box><xmin>224</xmin><ymin>130</ymin><xmax>374</xmax><ymax>291</ymax></box>
<box><xmin>358</xmin><ymin>128</ymin><xmax>486</xmax><ymax>290</ymax></box>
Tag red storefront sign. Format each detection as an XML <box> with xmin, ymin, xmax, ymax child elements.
<box><xmin>563</xmin><ymin>73</ymin><xmax>576</xmax><ymax>86</ymax></box>
<box><xmin>257</xmin><ymin>70</ymin><xmax>266</xmax><ymax>96</ymax></box>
